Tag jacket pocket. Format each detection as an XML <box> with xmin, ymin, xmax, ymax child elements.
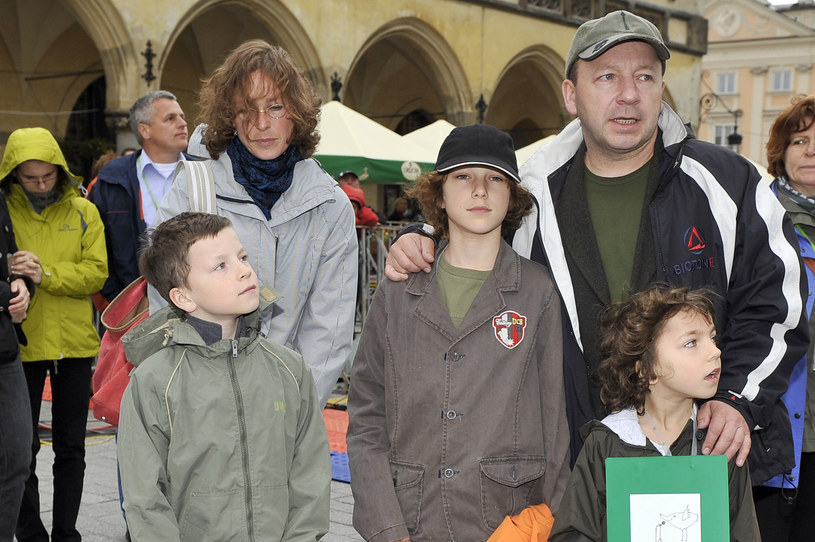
<box><xmin>479</xmin><ymin>456</ymin><xmax>546</xmax><ymax>530</ymax></box>
<box><xmin>178</xmin><ymin>488</ymin><xmax>243</xmax><ymax>542</ymax></box>
<box><xmin>389</xmin><ymin>460</ymin><xmax>425</xmax><ymax>534</ymax></box>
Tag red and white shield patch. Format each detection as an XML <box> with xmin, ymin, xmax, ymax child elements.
<box><xmin>493</xmin><ymin>310</ymin><xmax>526</xmax><ymax>349</ymax></box>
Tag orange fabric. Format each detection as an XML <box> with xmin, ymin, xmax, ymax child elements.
<box><xmin>486</xmin><ymin>503</ymin><xmax>554</xmax><ymax>542</ymax></box>
<box><xmin>322</xmin><ymin>408</ymin><xmax>349</xmax><ymax>453</ymax></box>
<box><xmin>92</xmin><ymin>291</ymin><xmax>109</xmax><ymax>313</ymax></box>
<box><xmin>85</xmin><ymin>176</ymin><xmax>98</xmax><ymax>199</ymax></box>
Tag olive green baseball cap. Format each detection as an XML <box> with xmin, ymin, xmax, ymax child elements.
<box><xmin>565</xmin><ymin>10</ymin><xmax>671</xmax><ymax>78</ymax></box>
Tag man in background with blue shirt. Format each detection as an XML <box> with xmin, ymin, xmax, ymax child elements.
<box><xmin>90</xmin><ymin>91</ymin><xmax>190</xmax><ymax>306</ymax></box>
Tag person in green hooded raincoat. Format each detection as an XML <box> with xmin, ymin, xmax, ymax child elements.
<box><xmin>0</xmin><ymin>127</ymin><xmax>107</xmax><ymax>542</ymax></box>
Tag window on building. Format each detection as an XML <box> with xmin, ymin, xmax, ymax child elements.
<box><xmin>771</xmin><ymin>69</ymin><xmax>792</xmax><ymax>92</ymax></box>
<box><xmin>716</xmin><ymin>73</ymin><xmax>737</xmax><ymax>95</ymax></box>
<box><xmin>714</xmin><ymin>124</ymin><xmax>735</xmax><ymax>147</ymax></box>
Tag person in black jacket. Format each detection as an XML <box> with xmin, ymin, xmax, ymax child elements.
<box><xmin>384</xmin><ymin>10</ymin><xmax>809</xmax><ymax>485</ymax></box>
<box><xmin>0</xmin><ymin>189</ymin><xmax>33</xmax><ymax>542</ymax></box>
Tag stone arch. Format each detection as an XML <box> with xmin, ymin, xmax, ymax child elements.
<box><xmin>0</xmin><ymin>0</ymin><xmax>127</xmax><ymax>138</ymax></box>
<box><xmin>344</xmin><ymin>17</ymin><xmax>471</xmax><ymax>130</ymax></box>
<box><xmin>487</xmin><ymin>44</ymin><xmax>569</xmax><ymax>149</ymax></box>
<box><xmin>160</xmin><ymin>0</ymin><xmax>324</xmax><ymax>124</ymax></box>
<box><xmin>63</xmin><ymin>0</ymin><xmax>139</xmax><ymax>113</ymax></box>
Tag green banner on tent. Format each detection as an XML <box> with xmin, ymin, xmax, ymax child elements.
<box><xmin>315</xmin><ymin>155</ymin><xmax>433</xmax><ymax>185</ymax></box>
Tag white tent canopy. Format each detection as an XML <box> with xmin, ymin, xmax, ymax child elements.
<box><xmin>402</xmin><ymin>119</ymin><xmax>456</xmax><ymax>162</ymax></box>
<box><xmin>315</xmin><ymin>101</ymin><xmax>435</xmax><ymax>183</ymax></box>
<box><xmin>404</xmin><ymin>123</ymin><xmax>559</xmax><ymax>170</ymax></box>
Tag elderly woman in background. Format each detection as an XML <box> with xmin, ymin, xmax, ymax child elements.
<box><xmin>759</xmin><ymin>94</ymin><xmax>815</xmax><ymax>542</ymax></box>
<box><xmin>0</xmin><ymin>127</ymin><xmax>107</xmax><ymax>542</ymax></box>
<box><xmin>154</xmin><ymin>39</ymin><xmax>357</xmax><ymax>407</ymax></box>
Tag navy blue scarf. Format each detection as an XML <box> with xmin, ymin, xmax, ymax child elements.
<box><xmin>227</xmin><ymin>137</ymin><xmax>302</xmax><ymax>219</ymax></box>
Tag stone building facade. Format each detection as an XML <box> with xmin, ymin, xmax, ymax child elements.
<box><xmin>1</xmin><ymin>0</ymin><xmax>707</xmax><ymax>198</ymax></box>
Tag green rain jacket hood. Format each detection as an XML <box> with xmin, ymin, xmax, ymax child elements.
<box><xmin>0</xmin><ymin>127</ymin><xmax>83</xmax><ymax>189</ymax></box>
<box><xmin>121</xmin><ymin>295</ymin><xmax>276</xmax><ymax>366</ymax></box>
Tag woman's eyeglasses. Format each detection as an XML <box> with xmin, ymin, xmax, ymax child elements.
<box><xmin>236</xmin><ymin>104</ymin><xmax>287</xmax><ymax>122</ymax></box>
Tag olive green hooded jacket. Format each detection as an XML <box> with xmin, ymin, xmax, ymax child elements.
<box><xmin>118</xmin><ymin>302</ymin><xmax>330</xmax><ymax>542</ymax></box>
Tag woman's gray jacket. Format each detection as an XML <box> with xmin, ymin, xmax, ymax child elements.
<box><xmin>154</xmin><ymin>143</ymin><xmax>357</xmax><ymax>406</ymax></box>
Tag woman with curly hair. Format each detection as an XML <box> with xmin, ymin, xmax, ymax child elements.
<box><xmin>550</xmin><ymin>284</ymin><xmax>759</xmax><ymax>541</ymax></box>
<box><xmin>154</xmin><ymin>40</ymin><xmax>357</xmax><ymax>406</ymax></box>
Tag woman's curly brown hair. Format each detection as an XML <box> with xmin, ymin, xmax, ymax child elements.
<box><xmin>405</xmin><ymin>170</ymin><xmax>533</xmax><ymax>239</ymax></box>
<box><xmin>595</xmin><ymin>284</ymin><xmax>716</xmax><ymax>415</ymax></box>
<box><xmin>767</xmin><ymin>94</ymin><xmax>815</xmax><ymax>178</ymax></box>
<box><xmin>197</xmin><ymin>40</ymin><xmax>321</xmax><ymax>159</ymax></box>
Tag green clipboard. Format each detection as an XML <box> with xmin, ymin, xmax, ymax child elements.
<box><xmin>606</xmin><ymin>455</ymin><xmax>729</xmax><ymax>542</ymax></box>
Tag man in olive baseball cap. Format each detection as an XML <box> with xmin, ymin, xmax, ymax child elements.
<box><xmin>565</xmin><ymin>10</ymin><xmax>671</xmax><ymax>78</ymax></box>
<box><xmin>386</xmin><ymin>6</ymin><xmax>809</xmax><ymax>497</ymax></box>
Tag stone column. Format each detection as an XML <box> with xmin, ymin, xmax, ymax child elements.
<box><xmin>750</xmin><ymin>66</ymin><xmax>768</xmax><ymax>162</ymax></box>
<box><xmin>797</xmin><ymin>64</ymin><xmax>812</xmax><ymax>95</ymax></box>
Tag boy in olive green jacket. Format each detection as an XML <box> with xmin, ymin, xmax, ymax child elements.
<box><xmin>118</xmin><ymin>212</ymin><xmax>330</xmax><ymax>542</ymax></box>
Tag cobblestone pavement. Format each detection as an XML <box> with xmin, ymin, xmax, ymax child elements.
<box><xmin>23</xmin><ymin>409</ymin><xmax>363</xmax><ymax>541</ymax></box>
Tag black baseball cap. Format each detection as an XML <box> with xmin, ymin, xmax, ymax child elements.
<box><xmin>435</xmin><ymin>124</ymin><xmax>520</xmax><ymax>183</ymax></box>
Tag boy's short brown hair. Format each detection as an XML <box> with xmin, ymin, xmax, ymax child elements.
<box><xmin>405</xmin><ymin>170</ymin><xmax>533</xmax><ymax>239</ymax></box>
<box><xmin>140</xmin><ymin>212</ymin><xmax>232</xmax><ymax>311</ymax></box>
<box><xmin>596</xmin><ymin>284</ymin><xmax>716</xmax><ymax>415</ymax></box>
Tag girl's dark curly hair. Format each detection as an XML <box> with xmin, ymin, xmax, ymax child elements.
<box><xmin>197</xmin><ymin>40</ymin><xmax>321</xmax><ymax>159</ymax></box>
<box><xmin>405</xmin><ymin>170</ymin><xmax>533</xmax><ymax>239</ymax></box>
<box><xmin>595</xmin><ymin>284</ymin><xmax>716</xmax><ymax>415</ymax></box>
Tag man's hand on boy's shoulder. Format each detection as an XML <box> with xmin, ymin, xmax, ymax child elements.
<box><xmin>385</xmin><ymin>232</ymin><xmax>435</xmax><ymax>281</ymax></box>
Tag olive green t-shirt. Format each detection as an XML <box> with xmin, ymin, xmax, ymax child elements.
<box><xmin>437</xmin><ymin>254</ymin><xmax>490</xmax><ymax>328</ymax></box>
<box><xmin>584</xmin><ymin>161</ymin><xmax>649</xmax><ymax>303</ymax></box>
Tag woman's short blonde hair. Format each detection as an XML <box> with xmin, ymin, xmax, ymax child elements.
<box><xmin>197</xmin><ymin>40</ymin><xmax>321</xmax><ymax>159</ymax></box>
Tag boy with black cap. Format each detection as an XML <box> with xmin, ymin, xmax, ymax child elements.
<box><xmin>347</xmin><ymin>124</ymin><xmax>571</xmax><ymax>542</ymax></box>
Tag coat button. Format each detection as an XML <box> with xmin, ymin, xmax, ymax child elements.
<box><xmin>443</xmin><ymin>468</ymin><xmax>455</xmax><ymax>478</ymax></box>
<box><xmin>446</xmin><ymin>410</ymin><xmax>457</xmax><ymax>420</ymax></box>
<box><xmin>695</xmin><ymin>429</ymin><xmax>705</xmax><ymax>441</ymax></box>
<box><xmin>795</xmin><ymin>413</ymin><xmax>802</xmax><ymax>419</ymax></box>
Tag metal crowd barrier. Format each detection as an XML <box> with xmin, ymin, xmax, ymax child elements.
<box><xmin>354</xmin><ymin>223</ymin><xmax>405</xmax><ymax>330</ymax></box>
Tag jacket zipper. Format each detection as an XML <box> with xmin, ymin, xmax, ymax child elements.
<box><xmin>227</xmin><ymin>338</ymin><xmax>255</xmax><ymax>541</ymax></box>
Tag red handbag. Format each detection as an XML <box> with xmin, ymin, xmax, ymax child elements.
<box><xmin>92</xmin><ymin>277</ymin><xmax>149</xmax><ymax>426</ymax></box>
